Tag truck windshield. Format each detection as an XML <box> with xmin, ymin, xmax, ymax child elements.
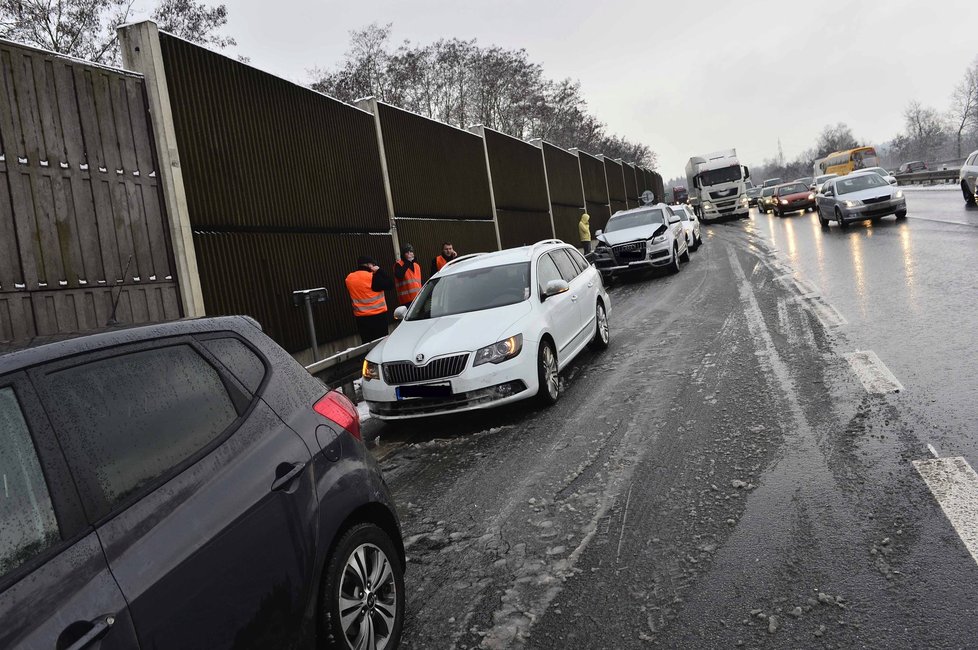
<box><xmin>699</xmin><ymin>166</ymin><xmax>742</xmax><ymax>187</ymax></box>
<box><xmin>606</xmin><ymin>209</ymin><xmax>666</xmax><ymax>232</ymax></box>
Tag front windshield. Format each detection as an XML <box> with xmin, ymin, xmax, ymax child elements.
<box><xmin>778</xmin><ymin>183</ymin><xmax>808</xmax><ymax>195</ymax></box>
<box><xmin>762</xmin><ymin>187</ymin><xmax>776</xmax><ymax>197</ymax></box>
<box><xmin>406</xmin><ymin>262</ymin><xmax>530</xmax><ymax>320</ymax></box>
<box><xmin>699</xmin><ymin>165</ymin><xmax>742</xmax><ymax>187</ymax></box>
<box><xmin>835</xmin><ymin>174</ymin><xmax>888</xmax><ymax>195</ymax></box>
<box><xmin>606</xmin><ymin>209</ymin><xmax>666</xmax><ymax>232</ymax></box>
<box><xmin>796</xmin><ymin>177</ymin><xmax>813</xmax><ymax>186</ymax></box>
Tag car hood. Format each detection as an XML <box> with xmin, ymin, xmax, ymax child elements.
<box><xmin>370</xmin><ymin>300</ymin><xmax>533</xmax><ymax>362</ymax></box>
<box><xmin>780</xmin><ymin>191</ymin><xmax>813</xmax><ymax>201</ymax></box>
<box><xmin>598</xmin><ymin>223</ymin><xmax>665</xmax><ymax>246</ymax></box>
<box><xmin>843</xmin><ymin>187</ymin><xmax>900</xmax><ymax>202</ymax></box>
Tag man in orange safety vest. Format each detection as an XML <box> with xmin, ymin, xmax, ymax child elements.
<box><xmin>430</xmin><ymin>241</ymin><xmax>459</xmax><ymax>276</ymax></box>
<box><xmin>345</xmin><ymin>256</ymin><xmax>394</xmax><ymax>344</ymax></box>
<box><xmin>393</xmin><ymin>243</ymin><xmax>422</xmax><ymax>307</ymax></box>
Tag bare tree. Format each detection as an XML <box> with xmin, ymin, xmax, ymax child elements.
<box><xmin>814</xmin><ymin>123</ymin><xmax>859</xmax><ymax>158</ymax></box>
<box><xmin>0</xmin><ymin>0</ymin><xmax>234</xmax><ymax>64</ymax></box>
<box><xmin>901</xmin><ymin>101</ymin><xmax>948</xmax><ymax>162</ymax></box>
<box><xmin>949</xmin><ymin>57</ymin><xmax>978</xmax><ymax>159</ymax></box>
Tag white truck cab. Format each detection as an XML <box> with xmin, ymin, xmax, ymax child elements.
<box><xmin>685</xmin><ymin>149</ymin><xmax>751</xmax><ymax>222</ymax></box>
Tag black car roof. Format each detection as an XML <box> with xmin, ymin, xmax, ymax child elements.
<box><xmin>0</xmin><ymin>316</ymin><xmax>262</xmax><ymax>376</ymax></box>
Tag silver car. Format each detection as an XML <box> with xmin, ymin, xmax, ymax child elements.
<box><xmin>812</xmin><ymin>173</ymin><xmax>838</xmax><ymax>193</ymax></box>
<box><xmin>816</xmin><ymin>174</ymin><xmax>907</xmax><ymax>228</ymax></box>
<box><xmin>672</xmin><ymin>204</ymin><xmax>702</xmax><ymax>251</ymax></box>
<box><xmin>961</xmin><ymin>149</ymin><xmax>978</xmax><ymax>206</ymax></box>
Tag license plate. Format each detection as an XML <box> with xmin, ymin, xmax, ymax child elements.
<box><xmin>395</xmin><ymin>383</ymin><xmax>452</xmax><ymax>400</ymax></box>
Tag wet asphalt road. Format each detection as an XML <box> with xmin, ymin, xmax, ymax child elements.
<box><xmin>366</xmin><ymin>186</ymin><xmax>978</xmax><ymax>649</ymax></box>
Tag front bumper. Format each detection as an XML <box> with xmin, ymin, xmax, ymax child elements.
<box><xmin>362</xmin><ymin>351</ymin><xmax>539</xmax><ymax>419</ymax></box>
<box><xmin>776</xmin><ymin>199</ymin><xmax>815</xmax><ymax>212</ymax></box>
<box><xmin>841</xmin><ymin>197</ymin><xmax>907</xmax><ymax>220</ymax></box>
<box><xmin>594</xmin><ymin>242</ymin><xmax>673</xmax><ymax>275</ymax></box>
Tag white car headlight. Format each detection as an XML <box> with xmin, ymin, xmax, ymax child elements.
<box><xmin>474</xmin><ymin>334</ymin><xmax>523</xmax><ymax>366</ymax></box>
<box><xmin>650</xmin><ymin>234</ymin><xmax>668</xmax><ymax>244</ymax></box>
<box><xmin>894</xmin><ymin>190</ymin><xmax>903</xmax><ymax>199</ymax></box>
<box><xmin>808</xmin><ymin>193</ymin><xmax>815</xmax><ymax>200</ymax></box>
<box><xmin>702</xmin><ymin>202</ymin><xmax>713</xmax><ymax>211</ymax></box>
<box><xmin>362</xmin><ymin>360</ymin><xmax>381</xmax><ymax>381</ymax></box>
<box><xmin>780</xmin><ymin>199</ymin><xmax>788</xmax><ymax>205</ymax></box>
<box><xmin>739</xmin><ymin>195</ymin><xmax>749</xmax><ymax>204</ymax></box>
<box><xmin>844</xmin><ymin>199</ymin><xmax>862</xmax><ymax>208</ymax></box>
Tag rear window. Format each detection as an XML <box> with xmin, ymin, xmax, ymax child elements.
<box><xmin>42</xmin><ymin>345</ymin><xmax>239</xmax><ymax>520</ymax></box>
<box><xmin>550</xmin><ymin>250</ymin><xmax>579</xmax><ymax>282</ymax></box>
<box><xmin>0</xmin><ymin>387</ymin><xmax>60</xmax><ymax>578</ymax></box>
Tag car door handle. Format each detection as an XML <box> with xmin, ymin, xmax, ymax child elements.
<box><xmin>271</xmin><ymin>461</ymin><xmax>307</xmax><ymax>491</ymax></box>
<box><xmin>63</xmin><ymin>615</ymin><xmax>115</xmax><ymax>650</ymax></box>
<box><xmin>587</xmin><ymin>282</ymin><xmax>594</xmax><ymax>288</ymax></box>
<box><xmin>570</xmin><ymin>294</ymin><xmax>579</xmax><ymax>302</ymax></box>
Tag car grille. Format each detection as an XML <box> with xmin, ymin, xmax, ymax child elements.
<box><xmin>382</xmin><ymin>353</ymin><xmax>469</xmax><ymax>385</ymax></box>
<box><xmin>863</xmin><ymin>195</ymin><xmax>890</xmax><ymax>204</ymax></box>
<box><xmin>612</xmin><ymin>241</ymin><xmax>647</xmax><ymax>263</ymax></box>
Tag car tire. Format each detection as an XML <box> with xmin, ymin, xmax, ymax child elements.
<box><xmin>817</xmin><ymin>207</ymin><xmax>829</xmax><ymax>227</ymax></box>
<box><xmin>592</xmin><ymin>301</ymin><xmax>610</xmax><ymax>350</ymax></box>
<box><xmin>895</xmin><ymin>210</ymin><xmax>907</xmax><ymax>219</ymax></box>
<box><xmin>670</xmin><ymin>245</ymin><xmax>681</xmax><ymax>274</ymax></box>
<box><xmin>694</xmin><ymin>233</ymin><xmax>702</xmax><ymax>249</ymax></box>
<box><xmin>537</xmin><ymin>340</ymin><xmax>560</xmax><ymax>405</ymax></box>
<box><xmin>835</xmin><ymin>208</ymin><xmax>848</xmax><ymax>228</ymax></box>
<box><xmin>320</xmin><ymin>522</ymin><xmax>405</xmax><ymax>650</ymax></box>
<box><xmin>962</xmin><ymin>181</ymin><xmax>976</xmax><ymax>205</ymax></box>
<box><xmin>680</xmin><ymin>244</ymin><xmax>690</xmax><ymax>263</ymax></box>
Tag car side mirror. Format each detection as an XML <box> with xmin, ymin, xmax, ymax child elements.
<box><xmin>543</xmin><ymin>279</ymin><xmax>570</xmax><ymax>299</ymax></box>
<box><xmin>595</xmin><ymin>229</ymin><xmax>603</xmax><ymax>237</ymax></box>
<box><xmin>393</xmin><ymin>305</ymin><xmax>408</xmax><ymax>321</ymax></box>
<box><xmin>669</xmin><ymin>215</ymin><xmax>681</xmax><ymax>224</ymax></box>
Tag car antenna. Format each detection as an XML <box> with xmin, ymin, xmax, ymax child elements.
<box><xmin>106</xmin><ymin>255</ymin><xmax>133</xmax><ymax>327</ymax></box>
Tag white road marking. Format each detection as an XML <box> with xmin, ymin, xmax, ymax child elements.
<box><xmin>927</xmin><ymin>444</ymin><xmax>940</xmax><ymax>459</ymax></box>
<box><xmin>799</xmin><ymin>296</ymin><xmax>848</xmax><ymax>329</ymax></box>
<box><xmin>844</xmin><ymin>350</ymin><xmax>903</xmax><ymax>393</ymax></box>
<box><xmin>913</xmin><ymin>457</ymin><xmax>978</xmax><ymax>566</ymax></box>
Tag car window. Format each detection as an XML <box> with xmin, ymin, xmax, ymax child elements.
<box><xmin>565</xmin><ymin>248</ymin><xmax>590</xmax><ymax>273</ymax></box>
<box><xmin>550</xmin><ymin>249</ymin><xmax>579</xmax><ymax>282</ymax></box>
<box><xmin>201</xmin><ymin>337</ymin><xmax>266</xmax><ymax>394</ymax></box>
<box><xmin>0</xmin><ymin>387</ymin><xmax>60</xmax><ymax>579</ymax></box>
<box><xmin>537</xmin><ymin>253</ymin><xmax>563</xmax><ymax>296</ymax></box>
<box><xmin>408</xmin><ymin>262</ymin><xmax>531</xmax><ymax>320</ymax></box>
<box><xmin>42</xmin><ymin>344</ymin><xmax>239</xmax><ymax>520</ymax></box>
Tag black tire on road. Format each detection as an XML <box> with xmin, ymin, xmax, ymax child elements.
<box><xmin>836</xmin><ymin>208</ymin><xmax>848</xmax><ymax>228</ymax></box>
<box><xmin>592</xmin><ymin>301</ymin><xmax>610</xmax><ymax>349</ymax></box>
<box><xmin>680</xmin><ymin>244</ymin><xmax>690</xmax><ymax>263</ymax></box>
<box><xmin>817</xmin><ymin>206</ymin><xmax>829</xmax><ymax>227</ymax></box>
<box><xmin>670</xmin><ymin>245</ymin><xmax>681</xmax><ymax>274</ymax></box>
<box><xmin>537</xmin><ymin>340</ymin><xmax>560</xmax><ymax>405</ymax></box>
<box><xmin>963</xmin><ymin>182</ymin><xmax>976</xmax><ymax>206</ymax></box>
<box><xmin>320</xmin><ymin>522</ymin><xmax>405</xmax><ymax>650</ymax></box>
<box><xmin>895</xmin><ymin>210</ymin><xmax>907</xmax><ymax>219</ymax></box>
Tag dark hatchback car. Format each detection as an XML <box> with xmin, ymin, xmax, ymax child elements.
<box><xmin>0</xmin><ymin>316</ymin><xmax>404</xmax><ymax>650</ymax></box>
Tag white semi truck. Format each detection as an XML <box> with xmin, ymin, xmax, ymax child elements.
<box><xmin>685</xmin><ymin>149</ymin><xmax>751</xmax><ymax>221</ymax></box>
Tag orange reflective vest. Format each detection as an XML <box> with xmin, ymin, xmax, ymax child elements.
<box><xmin>394</xmin><ymin>261</ymin><xmax>422</xmax><ymax>306</ymax></box>
<box><xmin>435</xmin><ymin>255</ymin><xmax>450</xmax><ymax>271</ymax></box>
<box><xmin>345</xmin><ymin>270</ymin><xmax>387</xmax><ymax>317</ymax></box>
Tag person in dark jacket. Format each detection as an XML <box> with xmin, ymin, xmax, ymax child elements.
<box><xmin>345</xmin><ymin>256</ymin><xmax>394</xmax><ymax>344</ymax></box>
<box><xmin>393</xmin><ymin>244</ymin><xmax>423</xmax><ymax>307</ymax></box>
<box><xmin>430</xmin><ymin>241</ymin><xmax>459</xmax><ymax>276</ymax></box>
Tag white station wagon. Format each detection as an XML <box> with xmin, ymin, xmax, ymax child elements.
<box><xmin>361</xmin><ymin>240</ymin><xmax>611</xmax><ymax>419</ymax></box>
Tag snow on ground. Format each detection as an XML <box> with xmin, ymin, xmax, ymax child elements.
<box><xmin>900</xmin><ymin>184</ymin><xmax>958</xmax><ymax>191</ymax></box>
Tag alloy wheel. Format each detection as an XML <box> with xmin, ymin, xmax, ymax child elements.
<box><xmin>543</xmin><ymin>344</ymin><xmax>559</xmax><ymax>400</ymax></box>
<box><xmin>339</xmin><ymin>543</ymin><xmax>399</xmax><ymax>650</ymax></box>
<box><xmin>597</xmin><ymin>303</ymin><xmax>609</xmax><ymax>345</ymax></box>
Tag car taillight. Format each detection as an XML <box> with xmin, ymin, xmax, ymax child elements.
<box><xmin>313</xmin><ymin>391</ymin><xmax>361</xmax><ymax>440</ymax></box>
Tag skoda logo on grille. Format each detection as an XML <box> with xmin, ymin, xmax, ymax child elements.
<box><xmin>415</xmin><ymin>353</ymin><xmax>425</xmax><ymax>364</ymax></box>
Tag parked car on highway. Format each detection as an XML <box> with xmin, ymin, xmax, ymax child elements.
<box><xmin>813</xmin><ymin>173</ymin><xmax>839</xmax><ymax>193</ymax></box>
<box><xmin>746</xmin><ymin>185</ymin><xmax>763</xmax><ymax>206</ymax></box>
<box><xmin>362</xmin><ymin>241</ymin><xmax>610</xmax><ymax>418</ymax></box>
<box><xmin>0</xmin><ymin>316</ymin><xmax>405</xmax><ymax>650</ymax></box>
<box><xmin>672</xmin><ymin>204</ymin><xmax>703</xmax><ymax>250</ymax></box>
<box><xmin>898</xmin><ymin>160</ymin><xmax>927</xmax><ymax>173</ymax></box>
<box><xmin>816</xmin><ymin>174</ymin><xmax>907</xmax><ymax>227</ymax></box>
<box><xmin>757</xmin><ymin>186</ymin><xmax>777</xmax><ymax>213</ymax></box>
<box><xmin>851</xmin><ymin>166</ymin><xmax>897</xmax><ymax>185</ymax></box>
<box><xmin>593</xmin><ymin>204</ymin><xmax>690</xmax><ymax>278</ymax></box>
<box><xmin>773</xmin><ymin>182</ymin><xmax>816</xmax><ymax>217</ymax></box>
<box><xmin>960</xmin><ymin>149</ymin><xmax>978</xmax><ymax>205</ymax></box>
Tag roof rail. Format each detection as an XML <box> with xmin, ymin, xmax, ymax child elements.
<box><xmin>443</xmin><ymin>252</ymin><xmax>485</xmax><ymax>268</ymax></box>
<box><xmin>531</xmin><ymin>239</ymin><xmax>564</xmax><ymax>249</ymax></box>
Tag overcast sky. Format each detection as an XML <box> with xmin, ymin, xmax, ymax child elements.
<box><xmin>213</xmin><ymin>0</ymin><xmax>976</xmax><ymax>179</ymax></box>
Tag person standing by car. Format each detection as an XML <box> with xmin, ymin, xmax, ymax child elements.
<box><xmin>393</xmin><ymin>243</ymin><xmax>422</xmax><ymax>307</ymax></box>
<box><xmin>431</xmin><ymin>241</ymin><xmax>459</xmax><ymax>275</ymax></box>
<box><xmin>579</xmin><ymin>212</ymin><xmax>592</xmax><ymax>254</ymax></box>
<box><xmin>345</xmin><ymin>256</ymin><xmax>393</xmax><ymax>344</ymax></box>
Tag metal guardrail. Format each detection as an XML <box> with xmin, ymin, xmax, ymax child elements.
<box><xmin>305</xmin><ymin>339</ymin><xmax>379</xmax><ymax>394</ymax></box>
<box><xmin>895</xmin><ymin>169</ymin><xmax>960</xmax><ymax>186</ymax></box>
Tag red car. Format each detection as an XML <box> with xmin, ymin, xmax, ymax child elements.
<box><xmin>772</xmin><ymin>181</ymin><xmax>816</xmax><ymax>217</ymax></box>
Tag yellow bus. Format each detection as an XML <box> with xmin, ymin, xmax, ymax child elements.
<box><xmin>813</xmin><ymin>146</ymin><xmax>879</xmax><ymax>177</ymax></box>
